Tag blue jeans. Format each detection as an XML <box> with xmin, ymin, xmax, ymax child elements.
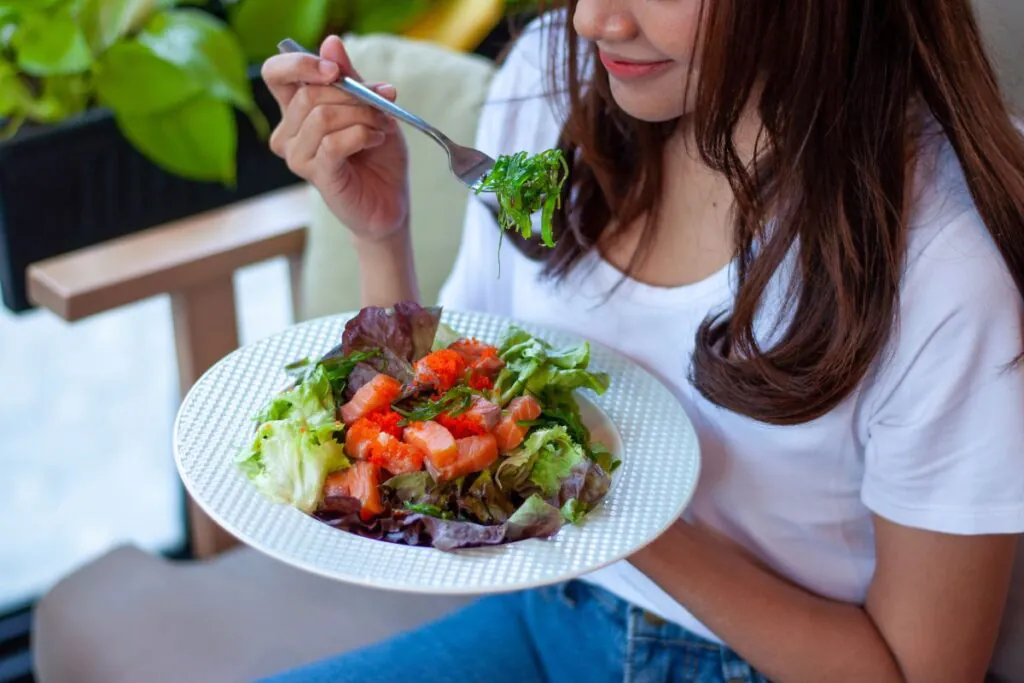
<box><xmin>259</xmin><ymin>580</ymin><xmax>769</xmax><ymax>683</ymax></box>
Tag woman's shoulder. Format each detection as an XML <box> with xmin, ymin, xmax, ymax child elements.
<box><xmin>864</xmin><ymin>118</ymin><xmax>1024</xmax><ymax>415</ymax></box>
<box><xmin>902</xmin><ymin>119</ymin><xmax>1023</xmax><ymax>318</ymax></box>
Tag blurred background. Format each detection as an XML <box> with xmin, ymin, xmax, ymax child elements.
<box><xmin>0</xmin><ymin>1</ymin><xmax>530</xmax><ymax>681</ymax></box>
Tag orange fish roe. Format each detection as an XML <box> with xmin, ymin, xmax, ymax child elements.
<box><xmin>365</xmin><ymin>409</ymin><xmax>404</xmax><ymax>439</ymax></box>
<box><xmin>414</xmin><ymin>349</ymin><xmax>466</xmax><ymax>393</ymax></box>
<box><xmin>436</xmin><ymin>412</ymin><xmax>487</xmax><ymax>440</ymax></box>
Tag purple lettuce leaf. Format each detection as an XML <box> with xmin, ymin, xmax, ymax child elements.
<box><xmin>314</xmin><ymin>493</ymin><xmax>564</xmax><ymax>551</ymax></box>
<box><xmin>340</xmin><ymin>302</ymin><xmax>442</xmax><ymax>363</ymax></box>
<box><xmin>458</xmin><ymin>469</ymin><xmax>516</xmax><ymax>524</ymax></box>
<box><xmin>336</xmin><ymin>302</ymin><xmax>441</xmax><ymax>395</ymax></box>
<box><xmin>557</xmin><ymin>459</ymin><xmax>611</xmax><ymax>508</ymax></box>
<box><xmin>394</xmin><ymin>301</ymin><xmax>442</xmax><ymax>361</ymax></box>
<box><xmin>381</xmin><ymin>471</ymin><xmax>458</xmax><ymax>513</ymax></box>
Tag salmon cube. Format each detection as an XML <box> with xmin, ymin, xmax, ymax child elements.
<box><xmin>340</xmin><ymin>374</ymin><xmax>401</xmax><ymax>425</ymax></box>
<box><xmin>404</xmin><ymin>420</ymin><xmax>458</xmax><ymax>468</ymax></box>
<box><xmin>429</xmin><ymin>433</ymin><xmax>499</xmax><ymax>482</ymax></box>
<box><xmin>465</xmin><ymin>396</ymin><xmax>500</xmax><ymax>432</ymax></box>
<box><xmin>494</xmin><ymin>395</ymin><xmax>543</xmax><ymax>452</ymax></box>
<box><xmin>413</xmin><ymin>349</ymin><xmax>466</xmax><ymax>393</ymax></box>
<box><xmin>322</xmin><ymin>462</ymin><xmax>384</xmax><ymax>521</ymax></box>
<box><xmin>372</xmin><ymin>432</ymin><xmax>424</xmax><ymax>475</ymax></box>
<box><xmin>344</xmin><ymin>418</ymin><xmax>380</xmax><ymax>460</ymax></box>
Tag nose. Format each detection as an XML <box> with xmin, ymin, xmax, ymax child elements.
<box><xmin>573</xmin><ymin>0</ymin><xmax>639</xmax><ymax>43</ymax></box>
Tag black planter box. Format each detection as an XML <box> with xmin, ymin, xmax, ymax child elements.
<box><xmin>0</xmin><ymin>66</ymin><xmax>299</xmax><ymax>313</ymax></box>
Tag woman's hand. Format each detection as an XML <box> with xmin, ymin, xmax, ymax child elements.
<box><xmin>262</xmin><ymin>35</ymin><xmax>410</xmax><ymax>243</ymax></box>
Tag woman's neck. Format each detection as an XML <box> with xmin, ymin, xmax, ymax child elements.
<box><xmin>600</xmin><ymin>111</ymin><xmax>764</xmax><ymax>289</ymax></box>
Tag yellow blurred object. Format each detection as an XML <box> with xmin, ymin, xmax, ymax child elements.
<box><xmin>403</xmin><ymin>0</ymin><xmax>506</xmax><ymax>53</ymax></box>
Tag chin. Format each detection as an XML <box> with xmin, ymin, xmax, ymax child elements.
<box><xmin>608</xmin><ymin>82</ymin><xmax>686</xmax><ymax>123</ymax></box>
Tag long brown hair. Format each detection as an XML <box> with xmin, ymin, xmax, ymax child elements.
<box><xmin>514</xmin><ymin>0</ymin><xmax>1024</xmax><ymax>425</ymax></box>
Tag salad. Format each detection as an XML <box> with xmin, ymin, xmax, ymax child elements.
<box><xmin>474</xmin><ymin>149</ymin><xmax>569</xmax><ymax>249</ymax></box>
<box><xmin>236</xmin><ymin>302</ymin><xmax>619</xmax><ymax>551</ymax></box>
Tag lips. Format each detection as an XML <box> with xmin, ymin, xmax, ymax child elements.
<box><xmin>598</xmin><ymin>50</ymin><xmax>673</xmax><ymax>80</ymax></box>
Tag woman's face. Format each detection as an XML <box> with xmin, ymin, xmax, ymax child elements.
<box><xmin>573</xmin><ymin>0</ymin><xmax>704</xmax><ymax>122</ymax></box>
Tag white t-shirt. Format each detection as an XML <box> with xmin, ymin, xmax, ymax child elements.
<box><xmin>438</xmin><ymin>18</ymin><xmax>1024</xmax><ymax>643</ymax></box>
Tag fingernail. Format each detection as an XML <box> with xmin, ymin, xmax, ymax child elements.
<box><xmin>374</xmin><ymin>83</ymin><xmax>397</xmax><ymax>99</ymax></box>
<box><xmin>319</xmin><ymin>60</ymin><xmax>338</xmax><ymax>77</ymax></box>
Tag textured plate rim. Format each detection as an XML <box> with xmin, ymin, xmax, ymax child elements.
<box><xmin>173</xmin><ymin>310</ymin><xmax>701</xmax><ymax>595</ymax></box>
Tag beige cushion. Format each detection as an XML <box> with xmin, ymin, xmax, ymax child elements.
<box><xmin>300</xmin><ymin>35</ymin><xmax>496</xmax><ymax>320</ymax></box>
<box><xmin>975</xmin><ymin>0</ymin><xmax>1024</xmax><ymax>109</ymax></box>
<box><xmin>32</xmin><ymin>545</ymin><xmax>470</xmax><ymax>683</ymax></box>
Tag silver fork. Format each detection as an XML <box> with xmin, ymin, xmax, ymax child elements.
<box><xmin>277</xmin><ymin>38</ymin><xmax>496</xmax><ymax>188</ymax></box>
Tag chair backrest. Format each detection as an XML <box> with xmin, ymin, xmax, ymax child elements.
<box><xmin>300</xmin><ymin>35</ymin><xmax>496</xmax><ymax>319</ymax></box>
<box><xmin>975</xmin><ymin>0</ymin><xmax>1024</xmax><ymax>111</ymax></box>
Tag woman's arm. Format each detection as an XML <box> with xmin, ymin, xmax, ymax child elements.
<box><xmin>352</xmin><ymin>227</ymin><xmax>420</xmax><ymax>308</ymax></box>
<box><xmin>630</xmin><ymin>517</ymin><xmax>1018</xmax><ymax>683</ymax></box>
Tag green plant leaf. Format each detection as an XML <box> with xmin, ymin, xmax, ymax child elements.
<box><xmin>137</xmin><ymin>8</ymin><xmax>252</xmax><ymax>111</ymax></box>
<box><xmin>115</xmin><ymin>94</ymin><xmax>237</xmax><ymax>184</ymax></box>
<box><xmin>350</xmin><ymin>0</ymin><xmax>432</xmax><ymax>35</ymax></box>
<box><xmin>26</xmin><ymin>73</ymin><xmax>92</xmax><ymax>122</ymax></box>
<box><xmin>95</xmin><ymin>40</ymin><xmax>203</xmax><ymax>114</ymax></box>
<box><xmin>1</xmin><ymin>0</ymin><xmax>64</xmax><ymax>9</ymax></box>
<box><xmin>79</xmin><ymin>0</ymin><xmax>158</xmax><ymax>52</ymax></box>
<box><xmin>0</xmin><ymin>56</ymin><xmax>27</xmax><ymax>117</ymax></box>
<box><xmin>13</xmin><ymin>10</ymin><xmax>93</xmax><ymax>76</ymax></box>
<box><xmin>228</xmin><ymin>0</ymin><xmax>329</xmax><ymax>63</ymax></box>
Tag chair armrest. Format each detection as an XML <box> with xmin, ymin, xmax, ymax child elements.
<box><xmin>27</xmin><ymin>185</ymin><xmax>310</xmax><ymax>322</ymax></box>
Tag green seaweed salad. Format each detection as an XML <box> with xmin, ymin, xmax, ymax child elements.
<box><xmin>474</xmin><ymin>149</ymin><xmax>569</xmax><ymax>248</ymax></box>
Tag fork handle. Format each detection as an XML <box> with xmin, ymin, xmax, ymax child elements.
<box><xmin>277</xmin><ymin>39</ymin><xmax>450</xmax><ymax>147</ymax></box>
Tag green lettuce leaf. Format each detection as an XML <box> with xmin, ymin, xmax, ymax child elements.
<box><xmin>253</xmin><ymin>364</ymin><xmax>336</xmax><ymax>430</ymax></box>
<box><xmin>284</xmin><ymin>349</ymin><xmax>379</xmax><ymax>404</ymax></box>
<box><xmin>525</xmin><ymin>426</ymin><xmax>585</xmax><ymax>498</ymax></box>
<box><xmin>561</xmin><ymin>498</ymin><xmax>585</xmax><ymax>524</ymax></box>
<box><xmin>236</xmin><ymin>418</ymin><xmax>349</xmax><ymax>513</ymax></box>
<box><xmin>494</xmin><ymin>327</ymin><xmax>609</xmax><ymax>406</ymax></box>
<box><xmin>239</xmin><ymin>360</ymin><xmax>348</xmax><ymax>512</ymax></box>
<box><xmin>496</xmin><ymin>425</ymin><xmax>584</xmax><ymax>499</ymax></box>
<box><xmin>431</xmin><ymin>322</ymin><xmax>462</xmax><ymax>352</ymax></box>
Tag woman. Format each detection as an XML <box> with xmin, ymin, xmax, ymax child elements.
<box><xmin>259</xmin><ymin>1</ymin><xmax>1024</xmax><ymax>681</ymax></box>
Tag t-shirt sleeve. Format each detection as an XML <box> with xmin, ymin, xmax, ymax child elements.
<box><xmin>437</xmin><ymin>15</ymin><xmax>564</xmax><ymax>315</ymax></box>
<box><xmin>861</xmin><ymin>209</ymin><xmax>1024</xmax><ymax>535</ymax></box>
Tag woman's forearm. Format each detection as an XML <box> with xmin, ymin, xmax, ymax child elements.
<box><xmin>352</xmin><ymin>225</ymin><xmax>419</xmax><ymax>308</ymax></box>
<box><xmin>630</xmin><ymin>523</ymin><xmax>905</xmax><ymax>683</ymax></box>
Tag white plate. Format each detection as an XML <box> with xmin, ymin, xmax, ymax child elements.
<box><xmin>174</xmin><ymin>309</ymin><xmax>700</xmax><ymax>595</ymax></box>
